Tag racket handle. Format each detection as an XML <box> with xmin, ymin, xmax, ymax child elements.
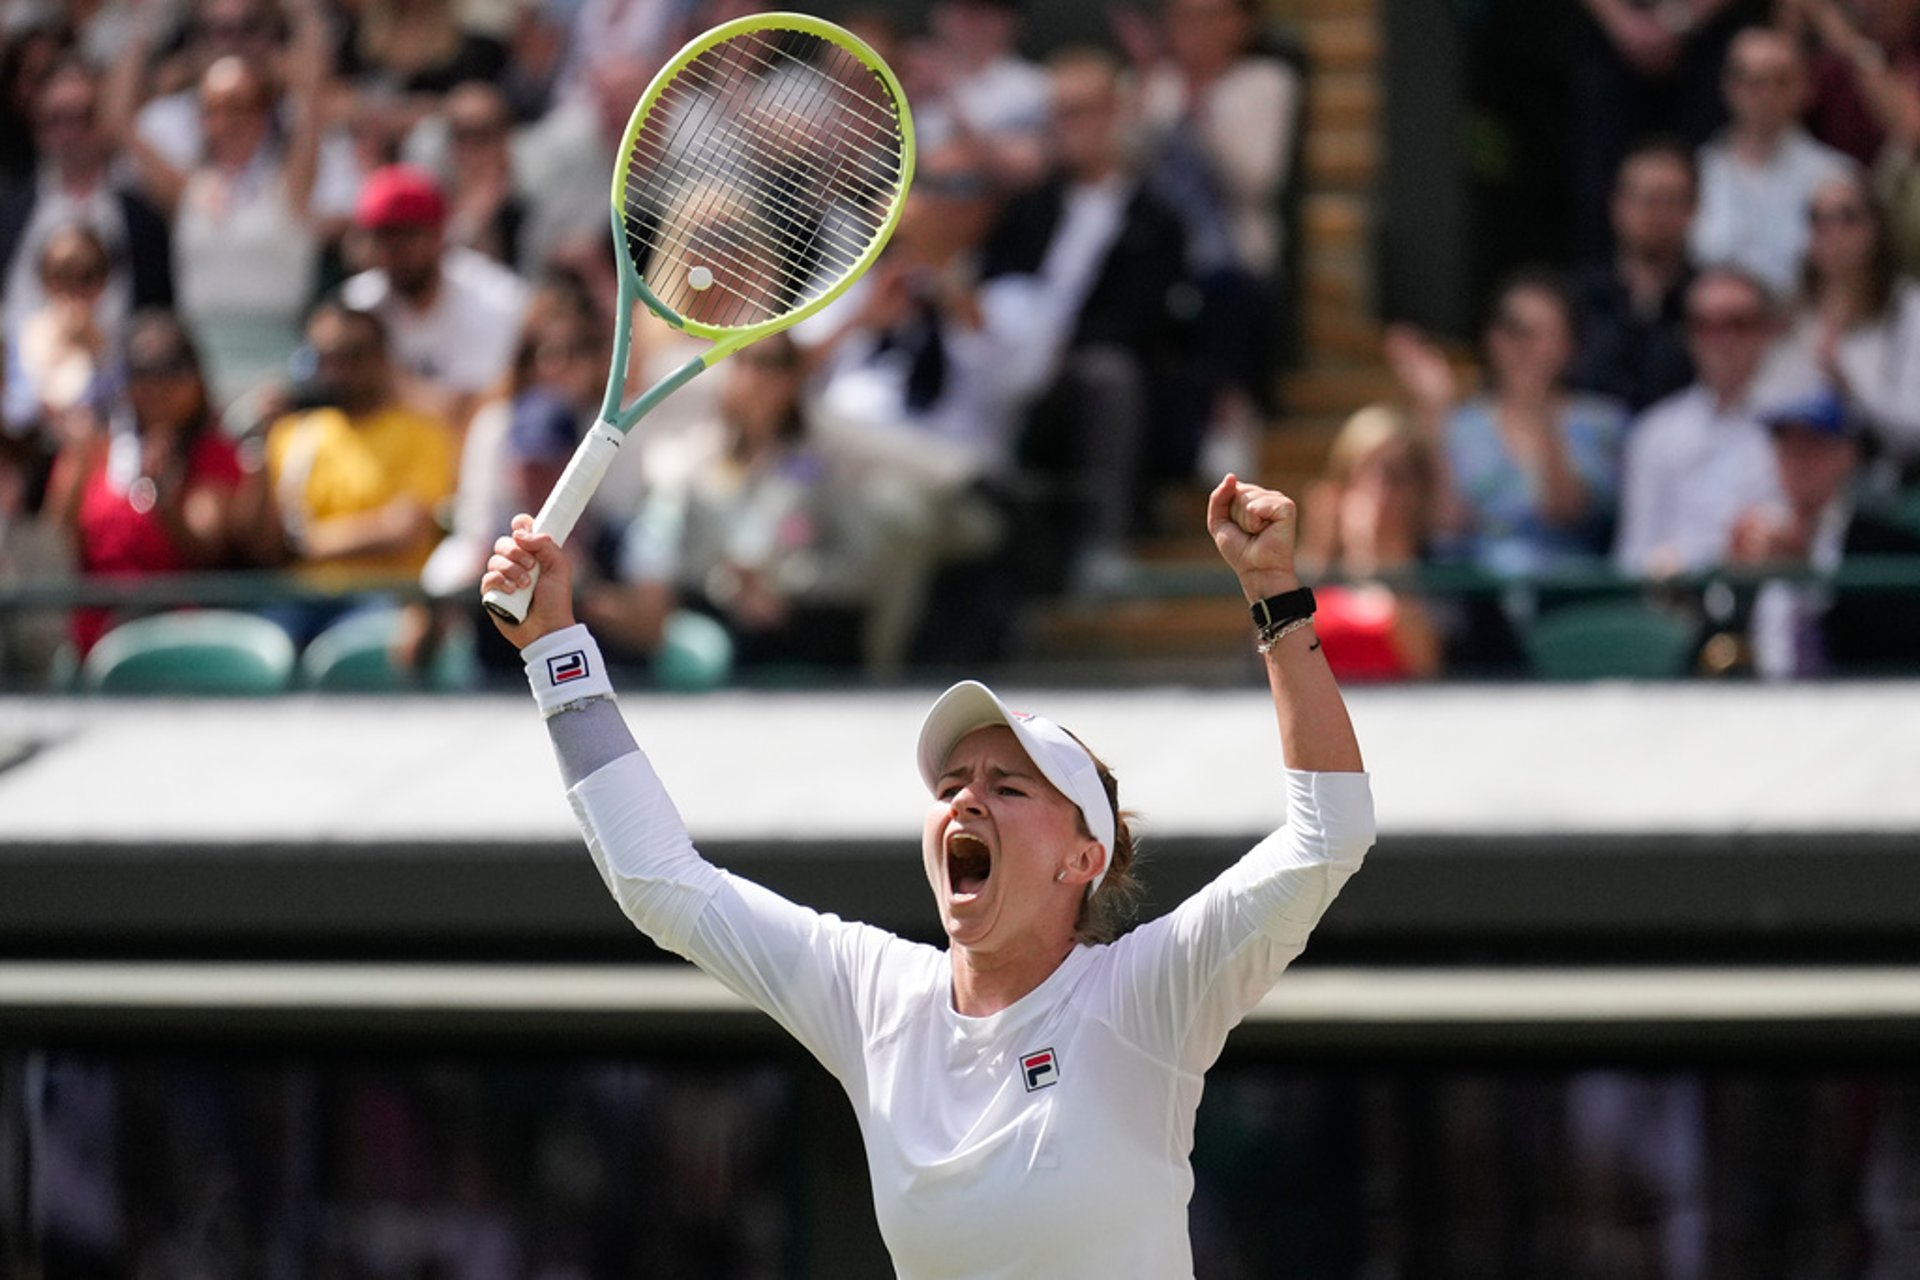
<box><xmin>482</xmin><ymin>420</ymin><xmax>624</xmax><ymax>624</ymax></box>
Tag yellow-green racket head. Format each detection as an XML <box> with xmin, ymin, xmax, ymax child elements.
<box><xmin>614</xmin><ymin>12</ymin><xmax>916</xmax><ymax>341</ymax></box>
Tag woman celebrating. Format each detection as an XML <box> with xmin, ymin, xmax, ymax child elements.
<box><xmin>1755</xmin><ymin>167</ymin><xmax>1920</xmax><ymax>481</ymax></box>
<box><xmin>1386</xmin><ymin>270</ymin><xmax>1627</xmax><ymax>575</ymax></box>
<box><xmin>481</xmin><ymin>473</ymin><xmax>1373</xmax><ymax>1277</ymax></box>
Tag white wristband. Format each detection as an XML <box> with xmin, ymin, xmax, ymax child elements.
<box><xmin>522</xmin><ymin>624</ymin><xmax>615</xmax><ymax>717</ymax></box>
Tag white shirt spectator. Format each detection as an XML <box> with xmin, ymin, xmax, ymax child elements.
<box><xmin>1140</xmin><ymin>55</ymin><xmax>1299</xmax><ymax>276</ymax></box>
<box><xmin>343</xmin><ymin>245</ymin><xmax>529</xmax><ymax>396</ymax></box>
<box><xmin>1691</xmin><ymin>129</ymin><xmax>1853</xmax><ymax>298</ymax></box>
<box><xmin>1752</xmin><ymin>281</ymin><xmax>1920</xmax><ymax>467</ymax></box>
<box><xmin>174</xmin><ymin>152</ymin><xmax>319</xmax><ymax>405</ymax></box>
<box><xmin>1615</xmin><ymin>385</ymin><xmax>1785</xmax><ymax>575</ymax></box>
<box><xmin>136</xmin><ymin>94</ymin><xmax>363</xmax><ymax>221</ymax></box>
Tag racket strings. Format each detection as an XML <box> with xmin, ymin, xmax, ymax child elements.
<box><xmin>625</xmin><ymin>105</ymin><xmax>877</xmax><ymax>291</ymax></box>
<box><xmin>623</xmin><ymin>27</ymin><xmax>908</xmax><ymax>328</ymax></box>
<box><xmin>657</xmin><ymin>46</ymin><xmax>906</xmax><ymax>194</ymax></box>
<box><xmin>631</xmin><ymin>46</ymin><xmax>895</xmax><ymax>305</ymax></box>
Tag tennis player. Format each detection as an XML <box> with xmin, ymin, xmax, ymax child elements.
<box><xmin>482</xmin><ymin>472</ymin><xmax>1373</xmax><ymax>1277</ymax></box>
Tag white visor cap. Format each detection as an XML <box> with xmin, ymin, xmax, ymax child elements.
<box><xmin>916</xmin><ymin>681</ymin><xmax>1115</xmax><ymax>896</ymax></box>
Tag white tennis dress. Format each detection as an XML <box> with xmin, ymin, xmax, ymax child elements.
<box><xmin>564</xmin><ymin>735</ymin><xmax>1373</xmax><ymax>1279</ymax></box>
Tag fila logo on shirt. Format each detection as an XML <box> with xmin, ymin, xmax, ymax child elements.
<box><xmin>547</xmin><ymin>651</ymin><xmax>590</xmax><ymax>685</ymax></box>
<box><xmin>1020</xmin><ymin>1047</ymin><xmax>1059</xmax><ymax>1092</ymax></box>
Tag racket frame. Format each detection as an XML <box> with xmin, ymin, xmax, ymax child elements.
<box><xmin>483</xmin><ymin>11</ymin><xmax>915</xmax><ymax>623</ymax></box>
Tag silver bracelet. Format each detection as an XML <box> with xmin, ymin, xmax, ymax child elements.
<box><xmin>1255</xmin><ymin>614</ymin><xmax>1315</xmax><ymax>655</ymax></box>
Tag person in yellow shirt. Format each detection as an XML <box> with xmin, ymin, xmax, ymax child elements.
<box><xmin>256</xmin><ymin>300</ymin><xmax>456</xmax><ymax>643</ymax></box>
<box><xmin>264</xmin><ymin>300</ymin><xmax>456</xmax><ymax>583</ymax></box>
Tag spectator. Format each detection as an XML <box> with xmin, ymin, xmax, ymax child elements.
<box><xmin>0</xmin><ymin>19</ymin><xmax>76</xmax><ymax>186</ymax></box>
<box><xmin>40</xmin><ymin>312</ymin><xmax>256</xmax><ymax>654</ymax></box>
<box><xmin>1569</xmin><ymin>0</ymin><xmax>1762</xmax><ymax>261</ymax></box>
<box><xmin>0</xmin><ymin>57</ymin><xmax>173</xmax><ymax>422</ymax></box>
<box><xmin>1787</xmin><ymin>0</ymin><xmax>1920</xmax><ymax>167</ymax></box>
<box><xmin>907</xmin><ymin>0</ymin><xmax>1051</xmax><ymax>190</ymax></box>
<box><xmin>1729</xmin><ymin>390</ymin><xmax>1920</xmax><ymax>677</ymax></box>
<box><xmin>124</xmin><ymin>0</ymin><xmax>285</xmax><ymax>170</ymax></box>
<box><xmin>432</xmin><ymin>81</ymin><xmax>525</xmax><ymax>270</ymax></box>
<box><xmin>1753</xmin><ymin>168</ymin><xmax>1920</xmax><ymax>480</ymax></box>
<box><xmin>606</xmin><ymin>334</ymin><xmax>882</xmax><ymax>670</ymax></box>
<box><xmin>338</xmin><ymin>0</ymin><xmax>507</xmax><ymax>101</ymax></box>
<box><xmin>5</xmin><ymin>225</ymin><xmax>115</xmax><ymax>430</ymax></box>
<box><xmin>259</xmin><ymin>301</ymin><xmax>455</xmax><ymax>601</ymax></box>
<box><xmin>341</xmin><ymin>163</ymin><xmax>529</xmax><ymax>428</ymax></box>
<box><xmin>513</xmin><ymin>55</ymin><xmax>657</xmax><ymax>272</ymax></box>
<box><xmin>112</xmin><ymin>15</ymin><xmax>334</xmax><ymax>409</ymax></box>
<box><xmin>547</xmin><ymin>0</ymin><xmax>690</xmax><ymax>117</ymax></box>
<box><xmin>1120</xmin><ymin>0</ymin><xmax>1299</xmax><ymax>476</ymax></box>
<box><xmin>1614</xmin><ymin>267</ymin><xmax>1785</xmax><ymax>576</ymax></box>
<box><xmin>1124</xmin><ymin>0</ymin><xmax>1300</xmax><ymax>281</ymax></box>
<box><xmin>1567</xmin><ymin>136</ymin><xmax>1699</xmax><ymax>414</ymax></box>
<box><xmin>1388</xmin><ymin>270</ymin><xmax>1627</xmax><ymax>576</ymax></box>
<box><xmin>1691</xmin><ymin>26</ymin><xmax>1853</xmax><ymax>296</ymax></box>
<box><xmin>1295</xmin><ymin>405</ymin><xmax>1444</xmax><ymax>681</ymax></box>
<box><xmin>414</xmin><ymin>293</ymin><xmax>607</xmax><ymax>671</ymax></box>
<box><xmin>804</xmin><ymin>142</ymin><xmax>1038</xmax><ymax>490</ymax></box>
<box><xmin>978</xmin><ymin>47</ymin><xmax>1193</xmax><ymax>595</ymax></box>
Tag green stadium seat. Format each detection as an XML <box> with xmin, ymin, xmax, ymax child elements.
<box><xmin>81</xmin><ymin>610</ymin><xmax>296</xmax><ymax>695</ymax></box>
<box><xmin>1525</xmin><ymin>599</ymin><xmax>1699</xmax><ymax>681</ymax></box>
<box><xmin>299</xmin><ymin>607</ymin><xmax>472</xmax><ymax>692</ymax></box>
<box><xmin>654</xmin><ymin>609</ymin><xmax>733</xmax><ymax>692</ymax></box>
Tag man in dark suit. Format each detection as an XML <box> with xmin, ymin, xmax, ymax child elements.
<box><xmin>978</xmin><ymin>47</ymin><xmax>1194</xmax><ymax>594</ymax></box>
<box><xmin>1731</xmin><ymin>390</ymin><xmax>1920</xmax><ymax>677</ymax></box>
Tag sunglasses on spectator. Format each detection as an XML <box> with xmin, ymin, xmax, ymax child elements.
<box><xmin>197</xmin><ymin>19</ymin><xmax>270</xmax><ymax>41</ymax></box>
<box><xmin>129</xmin><ymin>355</ymin><xmax>197</xmax><ymax>380</ymax></box>
<box><xmin>1491</xmin><ymin>312</ymin><xmax>1555</xmax><ymax>340</ymax></box>
<box><xmin>1809</xmin><ymin>203</ymin><xmax>1870</xmax><ymax>228</ymax></box>
<box><xmin>313</xmin><ymin>341</ymin><xmax>379</xmax><ymax>365</ymax></box>
<box><xmin>1687</xmin><ymin>310</ymin><xmax>1767</xmax><ymax>334</ymax></box>
<box><xmin>43</xmin><ymin>261</ymin><xmax>109</xmax><ymax>288</ymax></box>
<box><xmin>449</xmin><ymin>119</ymin><xmax>507</xmax><ymax>142</ymax></box>
<box><xmin>37</xmin><ymin>106</ymin><xmax>92</xmax><ymax>130</ymax></box>
<box><xmin>1726</xmin><ymin>66</ymin><xmax>1794</xmax><ymax>88</ymax></box>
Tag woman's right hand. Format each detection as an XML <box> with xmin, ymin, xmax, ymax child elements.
<box><xmin>482</xmin><ymin>513</ymin><xmax>578</xmax><ymax>649</ymax></box>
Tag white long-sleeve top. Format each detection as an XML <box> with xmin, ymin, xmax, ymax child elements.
<box><xmin>558</xmin><ymin>704</ymin><xmax>1374</xmax><ymax>1279</ymax></box>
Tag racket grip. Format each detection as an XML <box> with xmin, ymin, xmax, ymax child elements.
<box><xmin>482</xmin><ymin>420</ymin><xmax>624</xmax><ymax>624</ymax></box>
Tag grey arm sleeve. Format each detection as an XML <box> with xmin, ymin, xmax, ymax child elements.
<box><xmin>546</xmin><ymin>698</ymin><xmax>640</xmax><ymax>787</ymax></box>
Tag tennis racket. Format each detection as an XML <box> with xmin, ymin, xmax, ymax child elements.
<box><xmin>482</xmin><ymin>11</ymin><xmax>915</xmax><ymax>623</ymax></box>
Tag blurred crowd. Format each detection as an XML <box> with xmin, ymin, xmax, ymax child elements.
<box><xmin>1307</xmin><ymin>0</ymin><xmax>1920</xmax><ymax>684</ymax></box>
<box><xmin>1</xmin><ymin>0</ymin><xmax>1917</xmax><ymax>691</ymax></box>
<box><xmin>0</xmin><ymin>0</ymin><xmax>1302</xmax><ymax>687</ymax></box>
<box><xmin>4</xmin><ymin>1053</ymin><xmax>802</xmax><ymax>1278</ymax></box>
<box><xmin>8</xmin><ymin>1053</ymin><xmax>1918</xmax><ymax>1278</ymax></box>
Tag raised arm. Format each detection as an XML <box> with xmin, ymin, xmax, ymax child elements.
<box><xmin>1207</xmin><ymin>474</ymin><xmax>1364</xmax><ymax>774</ymax></box>
<box><xmin>482</xmin><ymin>514</ymin><xmax>902</xmax><ymax>1080</ymax></box>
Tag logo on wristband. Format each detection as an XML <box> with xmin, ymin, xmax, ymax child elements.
<box><xmin>548</xmin><ymin>650</ymin><xmax>591</xmax><ymax>685</ymax></box>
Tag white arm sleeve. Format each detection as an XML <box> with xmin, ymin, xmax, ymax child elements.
<box><xmin>565</xmin><ymin>749</ymin><xmax>923</xmax><ymax>1085</ymax></box>
<box><xmin>1097</xmin><ymin>768</ymin><xmax>1374</xmax><ymax>1076</ymax></box>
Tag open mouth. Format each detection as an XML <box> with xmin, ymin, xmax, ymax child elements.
<box><xmin>946</xmin><ymin>832</ymin><xmax>992</xmax><ymax>897</ymax></box>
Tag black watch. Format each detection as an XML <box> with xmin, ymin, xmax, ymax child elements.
<box><xmin>1249</xmin><ymin>586</ymin><xmax>1316</xmax><ymax>634</ymax></box>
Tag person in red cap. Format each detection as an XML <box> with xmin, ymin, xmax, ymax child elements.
<box><xmin>342</xmin><ymin>162</ymin><xmax>526</xmax><ymax>430</ymax></box>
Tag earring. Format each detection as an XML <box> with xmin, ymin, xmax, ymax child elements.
<box><xmin>1054</xmin><ymin>869</ymin><xmax>1066</xmax><ymax>883</ymax></box>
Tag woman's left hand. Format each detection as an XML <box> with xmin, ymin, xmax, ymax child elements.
<box><xmin>1208</xmin><ymin>473</ymin><xmax>1301</xmax><ymax>601</ymax></box>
